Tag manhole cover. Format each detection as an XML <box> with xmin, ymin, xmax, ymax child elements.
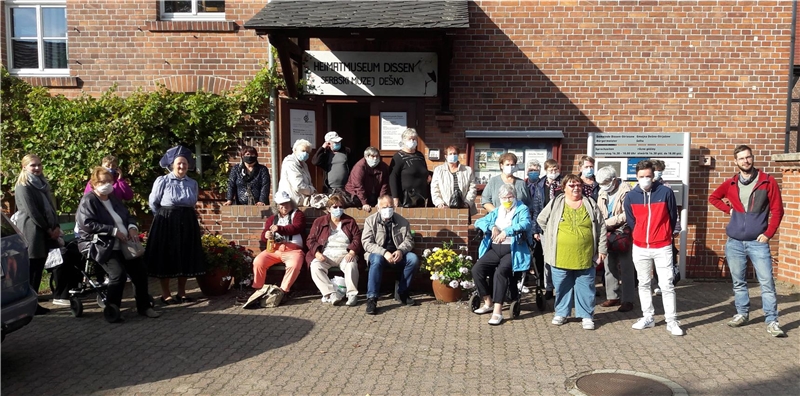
<box><xmin>573</xmin><ymin>373</ymin><xmax>675</xmax><ymax>396</ymax></box>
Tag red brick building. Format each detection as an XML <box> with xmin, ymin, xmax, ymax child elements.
<box><xmin>3</xmin><ymin>0</ymin><xmax>798</xmax><ymax>284</ymax></box>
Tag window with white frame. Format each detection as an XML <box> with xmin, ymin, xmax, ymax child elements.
<box><xmin>160</xmin><ymin>0</ymin><xmax>226</xmax><ymax>21</ymax></box>
<box><xmin>5</xmin><ymin>1</ymin><xmax>69</xmax><ymax>76</ymax></box>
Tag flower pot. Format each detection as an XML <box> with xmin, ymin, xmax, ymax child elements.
<box><xmin>197</xmin><ymin>268</ymin><xmax>232</xmax><ymax>296</ymax></box>
<box><xmin>432</xmin><ymin>280</ymin><xmax>463</xmax><ymax>303</ymax></box>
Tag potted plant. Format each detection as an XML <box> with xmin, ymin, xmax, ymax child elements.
<box><xmin>197</xmin><ymin>234</ymin><xmax>254</xmax><ymax>296</ymax></box>
<box><xmin>422</xmin><ymin>242</ymin><xmax>475</xmax><ymax>303</ymax></box>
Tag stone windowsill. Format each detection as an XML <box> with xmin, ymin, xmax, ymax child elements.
<box><xmin>145</xmin><ymin>20</ymin><xmax>237</xmax><ymax>33</ymax></box>
<box><xmin>772</xmin><ymin>152</ymin><xmax>800</xmax><ymax>162</ymax></box>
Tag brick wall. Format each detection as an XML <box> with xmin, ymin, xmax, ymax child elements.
<box><xmin>0</xmin><ymin>0</ymin><xmax>269</xmax><ymax>98</ymax></box>
<box><xmin>774</xmin><ymin>154</ymin><xmax>800</xmax><ymax>285</ymax></box>
<box><xmin>196</xmin><ymin>200</ymin><xmax>471</xmax><ymax>257</ymax></box>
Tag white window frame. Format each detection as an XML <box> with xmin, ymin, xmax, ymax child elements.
<box><xmin>160</xmin><ymin>0</ymin><xmax>226</xmax><ymax>21</ymax></box>
<box><xmin>4</xmin><ymin>0</ymin><xmax>69</xmax><ymax>77</ymax></box>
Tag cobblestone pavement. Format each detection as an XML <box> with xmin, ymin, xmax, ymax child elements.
<box><xmin>2</xmin><ymin>279</ymin><xmax>798</xmax><ymax>395</ymax></box>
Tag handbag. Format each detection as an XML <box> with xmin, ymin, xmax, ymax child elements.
<box><xmin>330</xmin><ymin>188</ymin><xmax>358</xmax><ymax>208</ymax></box>
<box><xmin>45</xmin><ymin>248</ymin><xmax>63</xmax><ymax>269</ymax></box>
<box><xmin>606</xmin><ymin>226</ymin><xmax>632</xmax><ymax>253</ymax></box>
<box><xmin>120</xmin><ymin>238</ymin><xmax>145</xmax><ymax>260</ymax></box>
<box><xmin>448</xmin><ymin>188</ymin><xmax>465</xmax><ymax>208</ymax></box>
<box><xmin>402</xmin><ymin>188</ymin><xmax>425</xmax><ymax>208</ymax></box>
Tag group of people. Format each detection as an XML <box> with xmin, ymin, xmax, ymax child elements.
<box><xmin>12</xmin><ymin>137</ymin><xmax>786</xmax><ymax>336</ymax></box>
<box><xmin>270</xmin><ymin>128</ymin><xmax>478</xmax><ymax>211</ymax></box>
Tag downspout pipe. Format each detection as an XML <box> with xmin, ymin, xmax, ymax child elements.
<box><xmin>268</xmin><ymin>0</ymin><xmax>278</xmax><ymax>194</ymax></box>
<box><xmin>786</xmin><ymin>1</ymin><xmax>797</xmax><ymax>153</ymax></box>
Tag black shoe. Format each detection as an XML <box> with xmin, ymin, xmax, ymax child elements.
<box><xmin>399</xmin><ymin>293</ymin><xmax>416</xmax><ymax>307</ymax></box>
<box><xmin>365</xmin><ymin>298</ymin><xmax>378</xmax><ymax>315</ymax></box>
<box><xmin>35</xmin><ymin>305</ymin><xmax>51</xmax><ymax>315</ymax></box>
<box><xmin>544</xmin><ymin>290</ymin><xmax>554</xmax><ymax>300</ymax></box>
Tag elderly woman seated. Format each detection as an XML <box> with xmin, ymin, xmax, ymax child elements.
<box><xmin>307</xmin><ymin>195</ymin><xmax>363</xmax><ymax>306</ymax></box>
<box><xmin>243</xmin><ymin>191</ymin><xmax>306</xmax><ymax>308</ymax></box>
<box><xmin>472</xmin><ymin>183</ymin><xmax>532</xmax><ymax>326</ymax></box>
<box><xmin>278</xmin><ymin>139</ymin><xmax>316</xmax><ymax>206</ymax></box>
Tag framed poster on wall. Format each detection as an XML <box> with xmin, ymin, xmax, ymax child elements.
<box><xmin>379</xmin><ymin>112</ymin><xmax>407</xmax><ymax>150</ymax></box>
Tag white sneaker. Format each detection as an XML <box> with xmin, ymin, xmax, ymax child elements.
<box><xmin>551</xmin><ymin>316</ymin><xmax>566</xmax><ymax>326</ymax></box>
<box><xmin>345</xmin><ymin>294</ymin><xmax>358</xmax><ymax>307</ymax></box>
<box><xmin>632</xmin><ymin>316</ymin><xmax>655</xmax><ymax>330</ymax></box>
<box><xmin>321</xmin><ymin>295</ymin><xmax>330</xmax><ymax>304</ymax></box>
<box><xmin>666</xmin><ymin>321</ymin><xmax>684</xmax><ymax>336</ymax></box>
<box><xmin>52</xmin><ymin>299</ymin><xmax>70</xmax><ymax>306</ymax></box>
<box><xmin>653</xmin><ymin>287</ymin><xmax>661</xmax><ymax>296</ymax></box>
<box><xmin>582</xmin><ymin>318</ymin><xmax>595</xmax><ymax>330</ymax></box>
<box><xmin>330</xmin><ymin>291</ymin><xmax>344</xmax><ymax>306</ymax></box>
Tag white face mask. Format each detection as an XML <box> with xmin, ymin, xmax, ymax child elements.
<box><xmin>600</xmin><ymin>181</ymin><xmax>616</xmax><ymax>192</ymax></box>
<box><xmin>502</xmin><ymin>165</ymin><xmax>515</xmax><ymax>175</ymax></box>
<box><xmin>446</xmin><ymin>154</ymin><xmax>458</xmax><ymax>164</ymax></box>
<box><xmin>653</xmin><ymin>171</ymin><xmax>663</xmax><ymax>181</ymax></box>
<box><xmin>546</xmin><ymin>172</ymin><xmax>560</xmax><ymax>180</ymax></box>
<box><xmin>380</xmin><ymin>207</ymin><xmax>394</xmax><ymax>219</ymax></box>
<box><xmin>330</xmin><ymin>207</ymin><xmax>344</xmax><ymax>218</ymax></box>
<box><xmin>295</xmin><ymin>151</ymin><xmax>309</xmax><ymax>162</ymax></box>
<box><xmin>638</xmin><ymin>177</ymin><xmax>653</xmax><ymax>191</ymax></box>
<box><xmin>366</xmin><ymin>158</ymin><xmax>380</xmax><ymax>168</ymax></box>
<box><xmin>405</xmin><ymin>140</ymin><xmax>417</xmax><ymax>150</ymax></box>
<box><xmin>96</xmin><ymin>183</ymin><xmax>113</xmax><ymax>196</ymax></box>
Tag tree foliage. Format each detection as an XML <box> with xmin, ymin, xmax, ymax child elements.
<box><xmin>0</xmin><ymin>65</ymin><xmax>279</xmax><ymax>214</ymax></box>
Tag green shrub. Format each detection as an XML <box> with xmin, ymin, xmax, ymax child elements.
<box><xmin>0</xmin><ymin>65</ymin><xmax>280</xmax><ymax>214</ymax></box>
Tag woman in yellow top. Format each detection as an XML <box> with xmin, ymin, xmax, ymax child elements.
<box><xmin>537</xmin><ymin>174</ymin><xmax>607</xmax><ymax>330</ymax></box>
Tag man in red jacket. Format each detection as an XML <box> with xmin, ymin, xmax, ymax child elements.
<box><xmin>623</xmin><ymin>160</ymin><xmax>683</xmax><ymax>336</ymax></box>
<box><xmin>709</xmin><ymin>145</ymin><xmax>786</xmax><ymax>337</ymax></box>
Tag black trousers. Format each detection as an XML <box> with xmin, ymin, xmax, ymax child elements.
<box><xmin>99</xmin><ymin>251</ymin><xmax>151</xmax><ymax>313</ymax></box>
<box><xmin>472</xmin><ymin>244</ymin><xmax>515</xmax><ymax>304</ymax></box>
<box><xmin>29</xmin><ymin>257</ymin><xmax>46</xmax><ymax>294</ymax></box>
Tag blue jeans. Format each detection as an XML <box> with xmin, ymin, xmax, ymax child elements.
<box><xmin>366</xmin><ymin>252</ymin><xmax>420</xmax><ymax>299</ymax></box>
<box><xmin>551</xmin><ymin>266</ymin><xmax>596</xmax><ymax>319</ymax></box>
<box><xmin>725</xmin><ymin>238</ymin><xmax>779</xmax><ymax>323</ymax></box>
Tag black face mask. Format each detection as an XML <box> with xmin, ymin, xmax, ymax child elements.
<box><xmin>243</xmin><ymin>156</ymin><xmax>257</xmax><ymax>164</ymax></box>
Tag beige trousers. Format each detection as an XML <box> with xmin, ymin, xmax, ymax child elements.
<box><xmin>310</xmin><ymin>254</ymin><xmax>359</xmax><ymax>297</ymax></box>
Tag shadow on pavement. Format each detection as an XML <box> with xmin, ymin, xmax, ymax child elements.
<box><xmin>1</xmin><ymin>308</ymin><xmax>314</xmax><ymax>395</ymax></box>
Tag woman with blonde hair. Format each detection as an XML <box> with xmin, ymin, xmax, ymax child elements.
<box><xmin>14</xmin><ymin>154</ymin><xmax>61</xmax><ymax>315</ymax></box>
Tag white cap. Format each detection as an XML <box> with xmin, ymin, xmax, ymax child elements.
<box><xmin>274</xmin><ymin>191</ymin><xmax>292</xmax><ymax>204</ymax></box>
<box><xmin>324</xmin><ymin>131</ymin><xmax>343</xmax><ymax>142</ymax></box>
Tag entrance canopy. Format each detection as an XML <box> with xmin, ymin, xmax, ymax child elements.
<box><xmin>244</xmin><ymin>0</ymin><xmax>469</xmax><ymax>102</ymax></box>
<box><xmin>244</xmin><ymin>0</ymin><xmax>469</xmax><ymax>36</ymax></box>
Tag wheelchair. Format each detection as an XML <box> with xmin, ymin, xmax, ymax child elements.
<box><xmin>468</xmin><ymin>229</ymin><xmax>545</xmax><ymax>318</ymax></box>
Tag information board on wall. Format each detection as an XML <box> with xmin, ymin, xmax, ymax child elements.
<box><xmin>473</xmin><ymin>142</ymin><xmax>552</xmax><ymax>184</ymax></box>
<box><xmin>594</xmin><ymin>133</ymin><xmax>684</xmax><ymax>157</ymax></box>
<box><xmin>303</xmin><ymin>51</ymin><xmax>438</xmax><ymax>97</ymax></box>
<box><xmin>289</xmin><ymin>109</ymin><xmax>316</xmax><ymax>148</ymax></box>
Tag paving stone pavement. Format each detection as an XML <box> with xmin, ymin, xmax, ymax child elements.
<box><xmin>2</xmin><ymin>279</ymin><xmax>798</xmax><ymax>395</ymax></box>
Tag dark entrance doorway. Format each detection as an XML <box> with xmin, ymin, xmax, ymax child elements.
<box><xmin>328</xmin><ymin>103</ymin><xmax>371</xmax><ymax>169</ymax></box>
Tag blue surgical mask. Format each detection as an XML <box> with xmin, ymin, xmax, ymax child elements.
<box><xmin>106</xmin><ymin>167</ymin><xmax>116</xmax><ymax>174</ymax></box>
<box><xmin>332</xmin><ymin>142</ymin><xmax>342</xmax><ymax>151</ymax></box>
<box><xmin>582</xmin><ymin>168</ymin><xmax>594</xmax><ymax>178</ymax></box>
<box><xmin>653</xmin><ymin>171</ymin><xmax>663</xmax><ymax>181</ymax></box>
<box><xmin>295</xmin><ymin>151</ymin><xmax>309</xmax><ymax>162</ymax></box>
<box><xmin>446</xmin><ymin>154</ymin><xmax>458</xmax><ymax>164</ymax></box>
<box><xmin>330</xmin><ymin>207</ymin><xmax>344</xmax><ymax>218</ymax></box>
<box><xmin>527</xmin><ymin>172</ymin><xmax>540</xmax><ymax>181</ymax></box>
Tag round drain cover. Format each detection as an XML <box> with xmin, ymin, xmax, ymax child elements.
<box><xmin>575</xmin><ymin>373</ymin><xmax>673</xmax><ymax>396</ymax></box>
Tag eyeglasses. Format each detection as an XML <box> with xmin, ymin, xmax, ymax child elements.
<box><xmin>566</xmin><ymin>184</ymin><xmax>582</xmax><ymax>189</ymax></box>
